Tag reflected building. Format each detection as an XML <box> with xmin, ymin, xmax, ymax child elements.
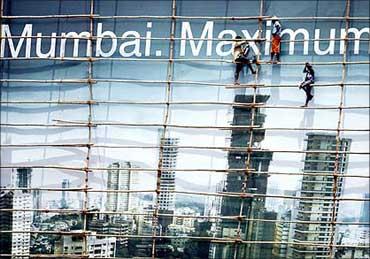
<box><xmin>360</xmin><ymin>193</ymin><xmax>369</xmax><ymax>223</ymax></box>
<box><xmin>158</xmin><ymin>136</ymin><xmax>179</xmax><ymax>211</ymax></box>
<box><xmin>217</xmin><ymin>94</ymin><xmax>273</xmax><ymax>258</ymax></box>
<box><xmin>12</xmin><ymin>168</ymin><xmax>33</xmax><ymax>256</ymax></box>
<box><xmin>273</xmin><ymin>210</ymin><xmax>292</xmax><ymax>259</ymax></box>
<box><xmin>33</xmin><ymin>189</ymin><xmax>42</xmax><ymax>222</ymax></box>
<box><xmin>292</xmin><ymin>133</ymin><xmax>351</xmax><ymax>259</ymax></box>
<box><xmin>87</xmin><ymin>213</ymin><xmax>131</xmax><ymax>257</ymax></box>
<box><xmin>56</xmin><ymin>232</ymin><xmax>116</xmax><ymax>257</ymax></box>
<box><xmin>157</xmin><ymin>136</ymin><xmax>179</xmax><ymax>231</ymax></box>
<box><xmin>0</xmin><ymin>136</ymin><xmax>13</xmax><ymax>188</ymax></box>
<box><xmin>106</xmin><ymin>161</ymin><xmax>134</xmax><ymax>212</ymax></box>
<box><xmin>134</xmin><ymin>205</ymin><xmax>155</xmax><ymax>257</ymax></box>
<box><xmin>251</xmin><ymin>210</ymin><xmax>277</xmax><ymax>259</ymax></box>
<box><xmin>0</xmin><ymin>190</ymin><xmax>13</xmax><ymax>258</ymax></box>
<box><xmin>60</xmin><ymin>179</ymin><xmax>70</xmax><ymax>209</ymax></box>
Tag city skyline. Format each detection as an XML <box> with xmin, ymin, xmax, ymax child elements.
<box><xmin>2</xmin><ymin>125</ymin><xmax>367</xmax><ymax>258</ymax></box>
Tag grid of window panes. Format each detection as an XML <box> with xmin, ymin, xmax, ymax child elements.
<box><xmin>0</xmin><ymin>0</ymin><xmax>369</xmax><ymax>258</ymax></box>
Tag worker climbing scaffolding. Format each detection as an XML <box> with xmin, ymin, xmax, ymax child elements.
<box><xmin>299</xmin><ymin>62</ymin><xmax>315</xmax><ymax>107</ymax></box>
<box><xmin>270</xmin><ymin>16</ymin><xmax>282</xmax><ymax>63</ymax></box>
<box><xmin>233</xmin><ymin>36</ymin><xmax>259</xmax><ymax>85</ymax></box>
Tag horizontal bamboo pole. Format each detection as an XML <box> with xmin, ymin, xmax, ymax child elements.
<box><xmin>1</xmin><ymin>57</ymin><xmax>370</xmax><ymax>67</ymax></box>
<box><xmin>0</xmin><ymin>209</ymin><xmax>358</xmax><ymax>225</ymax></box>
<box><xmin>0</xmin><ymin>166</ymin><xmax>368</xmax><ymax>179</ymax></box>
<box><xmin>0</xmin><ymin>230</ymin><xmax>368</xmax><ymax>249</ymax></box>
<box><xmin>0</xmin><ymin>123</ymin><xmax>94</xmax><ymax>127</ymax></box>
<box><xmin>1</xmin><ymin>14</ymin><xmax>369</xmax><ymax>20</ymax></box>
<box><xmin>1</xmin><ymin>78</ymin><xmax>369</xmax><ymax>89</ymax></box>
<box><xmin>3</xmin><ymin>120</ymin><xmax>367</xmax><ymax>132</ymax></box>
<box><xmin>0</xmin><ymin>187</ymin><xmax>368</xmax><ymax>201</ymax></box>
<box><xmin>0</xmin><ymin>207</ymin><xmax>367</xmax><ymax>226</ymax></box>
<box><xmin>0</xmin><ymin>164</ymin><xmax>86</xmax><ymax>171</ymax></box>
<box><xmin>1</xmin><ymin>143</ymin><xmax>368</xmax><ymax>155</ymax></box>
<box><xmin>0</xmin><ymin>164</ymin><xmax>368</xmax><ymax>178</ymax></box>
<box><xmin>0</xmin><ymin>100</ymin><xmax>369</xmax><ymax>111</ymax></box>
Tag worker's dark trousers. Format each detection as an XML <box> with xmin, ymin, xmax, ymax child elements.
<box><xmin>234</xmin><ymin>56</ymin><xmax>255</xmax><ymax>82</ymax></box>
<box><xmin>301</xmin><ymin>80</ymin><xmax>314</xmax><ymax>106</ymax></box>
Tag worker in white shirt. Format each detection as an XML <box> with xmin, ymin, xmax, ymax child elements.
<box><xmin>233</xmin><ymin>35</ymin><xmax>257</xmax><ymax>85</ymax></box>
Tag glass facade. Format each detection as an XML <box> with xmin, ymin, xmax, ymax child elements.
<box><xmin>0</xmin><ymin>0</ymin><xmax>369</xmax><ymax>258</ymax></box>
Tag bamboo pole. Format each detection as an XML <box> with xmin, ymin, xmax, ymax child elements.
<box><xmin>0</xmin><ymin>166</ymin><xmax>368</xmax><ymax>178</ymax></box>
<box><xmin>1</xmin><ymin>14</ymin><xmax>369</xmax><ymax>20</ymax></box>
<box><xmin>1</xmin><ymin>99</ymin><xmax>369</xmax><ymax>111</ymax></box>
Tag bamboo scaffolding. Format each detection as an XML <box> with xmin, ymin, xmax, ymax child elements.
<box><xmin>1</xmin><ymin>0</ymin><xmax>369</xmax><ymax>257</ymax></box>
<box><xmin>328</xmin><ymin>1</ymin><xmax>352</xmax><ymax>256</ymax></box>
<box><xmin>151</xmin><ymin>0</ymin><xmax>177</xmax><ymax>257</ymax></box>
<box><xmin>234</xmin><ymin>3</ymin><xmax>264</xmax><ymax>256</ymax></box>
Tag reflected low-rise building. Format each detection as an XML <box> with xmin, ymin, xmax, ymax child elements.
<box><xmin>273</xmin><ymin>210</ymin><xmax>292</xmax><ymax>259</ymax></box>
<box><xmin>56</xmin><ymin>232</ymin><xmax>116</xmax><ymax>258</ymax></box>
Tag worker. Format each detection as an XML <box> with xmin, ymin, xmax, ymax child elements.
<box><xmin>299</xmin><ymin>62</ymin><xmax>315</xmax><ymax>107</ymax></box>
<box><xmin>270</xmin><ymin>16</ymin><xmax>282</xmax><ymax>63</ymax></box>
<box><xmin>233</xmin><ymin>36</ymin><xmax>257</xmax><ymax>85</ymax></box>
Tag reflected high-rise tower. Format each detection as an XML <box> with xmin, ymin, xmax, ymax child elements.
<box><xmin>292</xmin><ymin>133</ymin><xmax>351</xmax><ymax>259</ymax></box>
<box><xmin>106</xmin><ymin>162</ymin><xmax>133</xmax><ymax>212</ymax></box>
<box><xmin>60</xmin><ymin>179</ymin><xmax>70</xmax><ymax>209</ymax></box>
<box><xmin>12</xmin><ymin>168</ymin><xmax>33</xmax><ymax>256</ymax></box>
<box><xmin>157</xmin><ymin>134</ymin><xmax>179</xmax><ymax>232</ymax></box>
<box><xmin>0</xmin><ymin>190</ymin><xmax>13</xmax><ymax>258</ymax></box>
<box><xmin>14</xmin><ymin>167</ymin><xmax>32</xmax><ymax>193</ymax></box>
<box><xmin>217</xmin><ymin>95</ymin><xmax>273</xmax><ymax>258</ymax></box>
<box><xmin>158</xmin><ymin>136</ymin><xmax>179</xmax><ymax>212</ymax></box>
